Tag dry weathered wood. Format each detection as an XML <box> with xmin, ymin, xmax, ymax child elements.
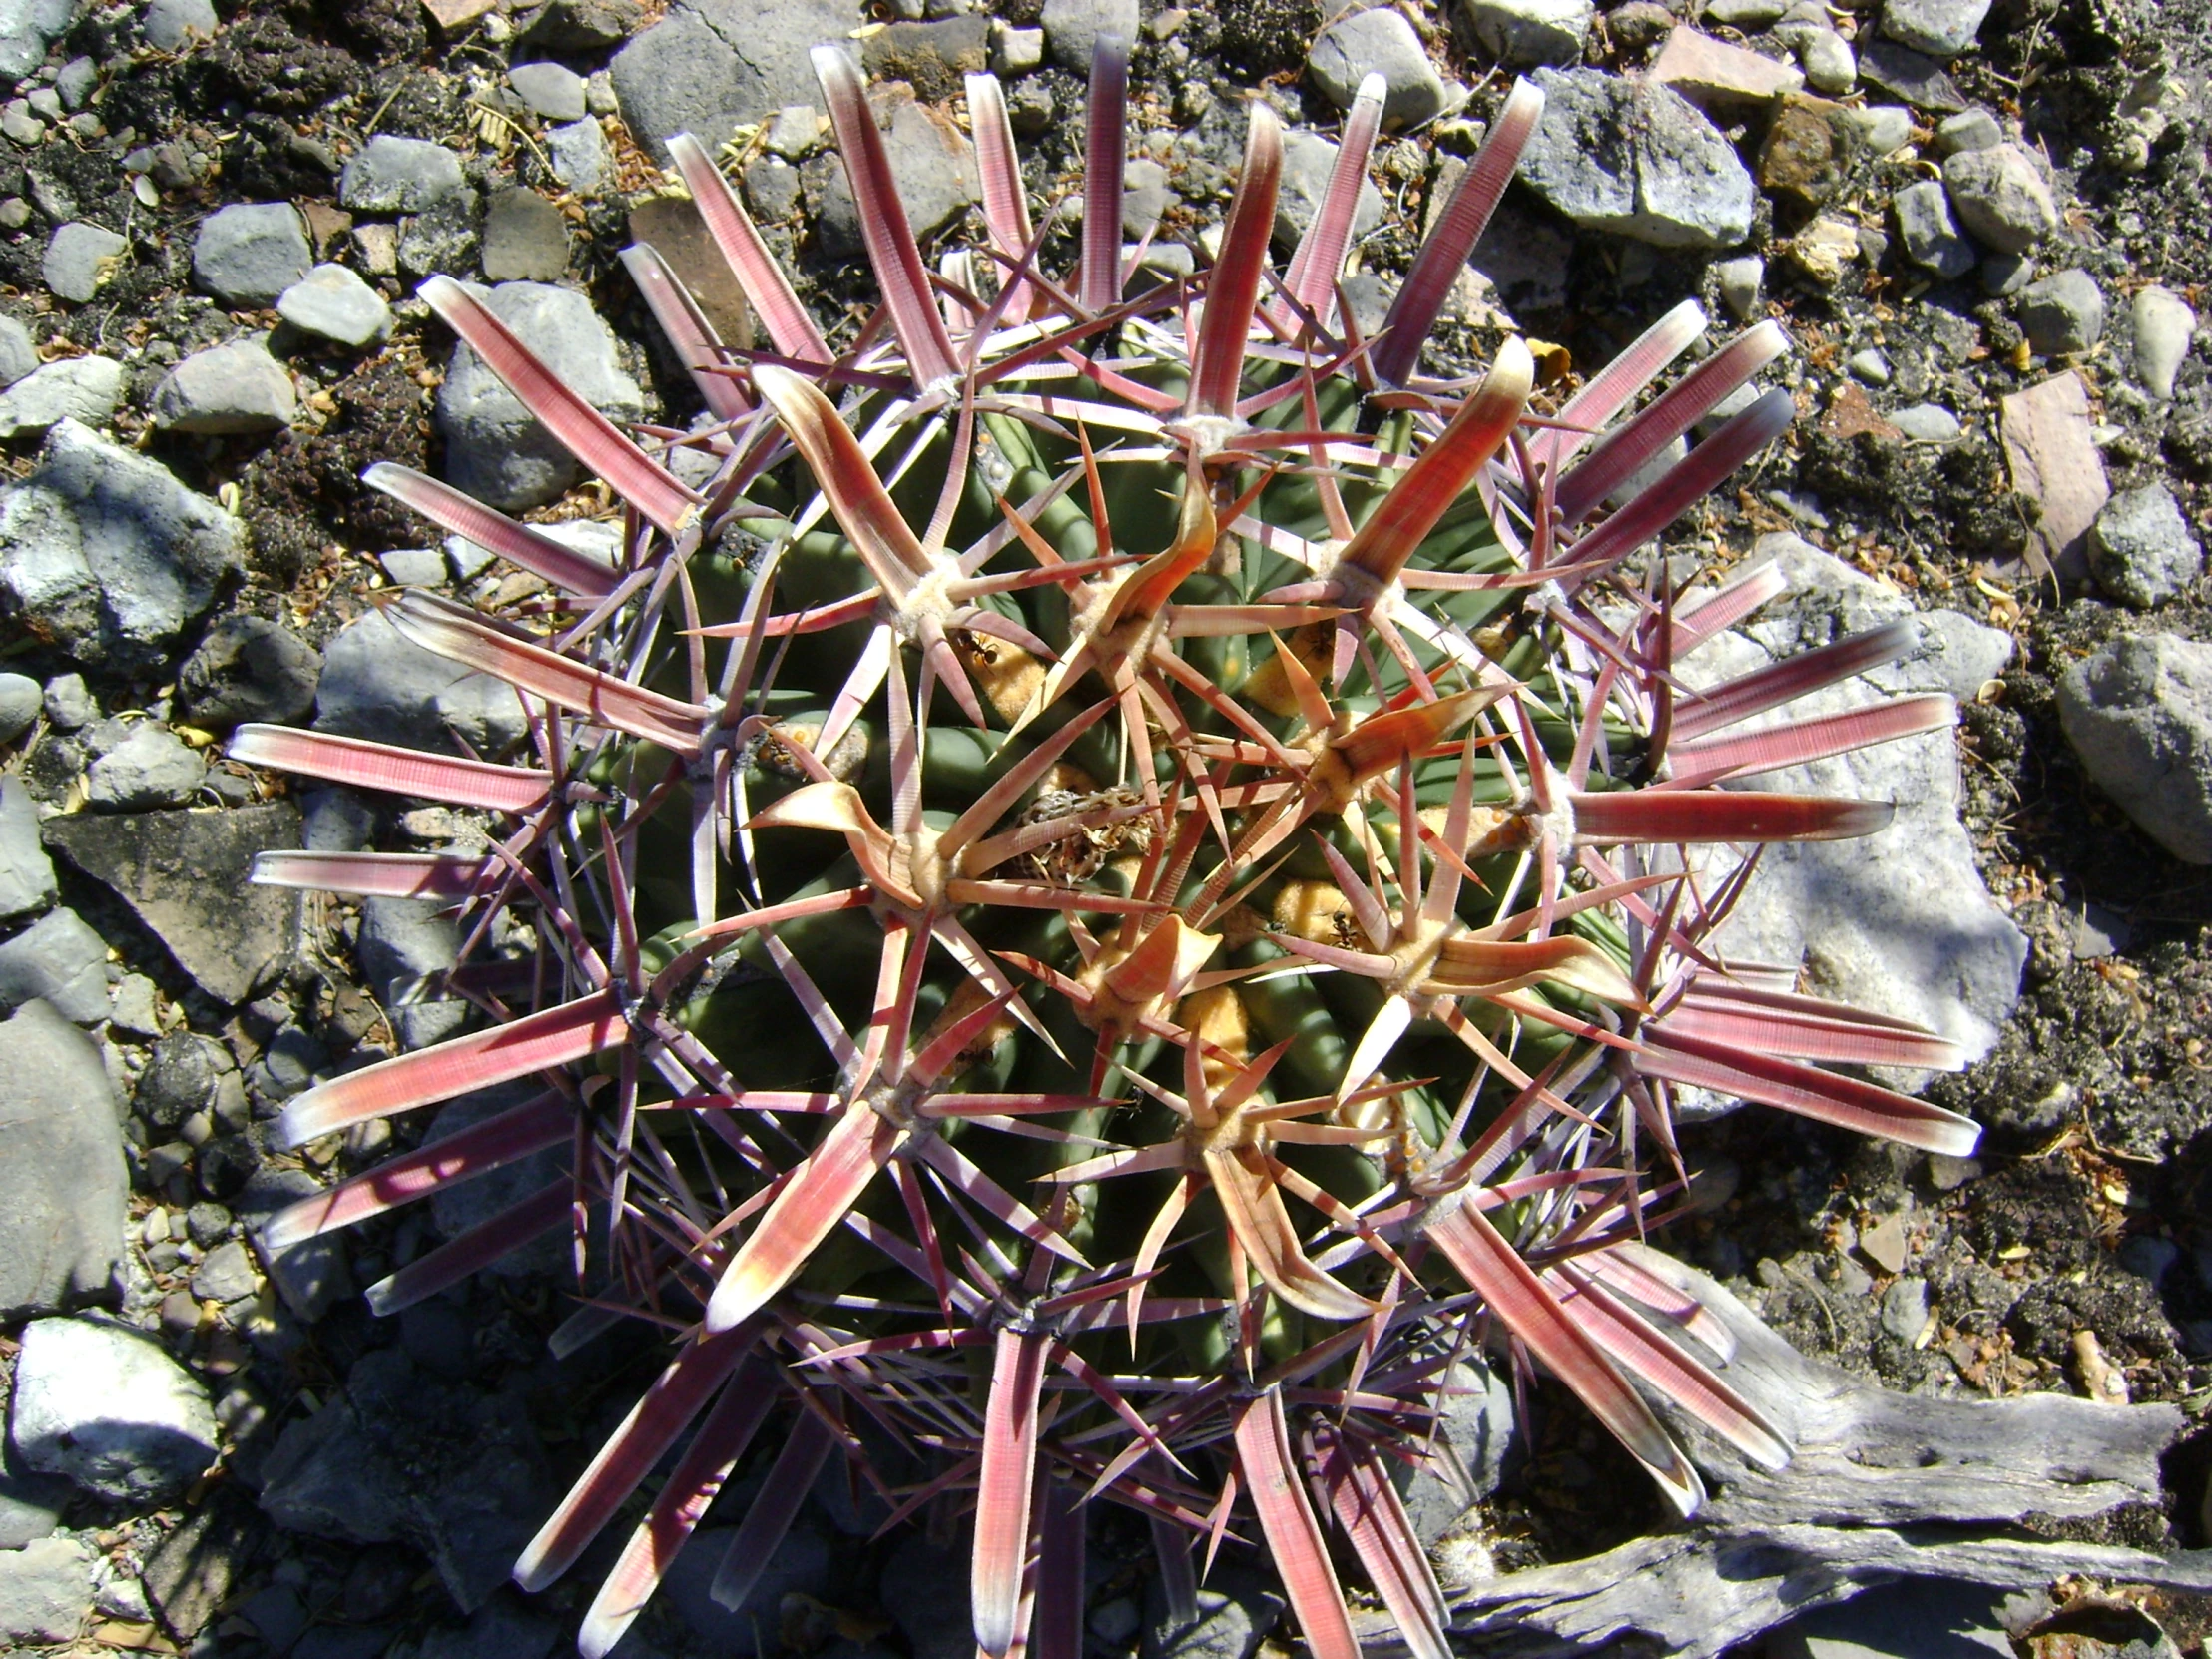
<box><xmin>1366</xmin><ymin>1249</ymin><xmax>2202</xmax><ymax>1659</ymax></box>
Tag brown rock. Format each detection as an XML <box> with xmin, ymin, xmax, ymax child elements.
<box><xmin>627</xmin><ymin>196</ymin><xmax>755</xmax><ymax>350</ymax></box>
<box><xmin>1820</xmin><ymin>381</ymin><xmax>1902</xmax><ymax>443</ymax></box>
<box><xmin>1651</xmin><ymin>26</ymin><xmax>1804</xmax><ymax>108</ymax></box>
<box><xmin>2000</xmin><ymin>370</ymin><xmax>2110</xmax><ymax>579</ymax></box>
<box><xmin>1758</xmin><ymin>93</ymin><xmax>1861</xmax><ymax>211</ymax></box>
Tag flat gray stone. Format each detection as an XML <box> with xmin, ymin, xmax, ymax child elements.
<box><xmin>1856</xmin><ymin>36</ymin><xmax>1966</xmax><ymax>110</ymax></box>
<box><xmin>1273</xmin><ymin>129</ymin><xmax>1386</xmax><ymax>250</ymax></box>
<box><xmin>1309</xmin><ymin>7</ymin><xmax>1450</xmax><ymax>125</ymax></box>
<box><xmin>1932</xmin><ymin>106</ymin><xmax>2001</xmax><ymax>154</ymax></box>
<box><xmin>1771</xmin><ymin>1577</ymin><xmax>2012</xmax><ymax>1659</ymax></box>
<box><xmin>0</xmin><ymin>908</ymin><xmax>110</xmax><ymax>1024</ymax></box>
<box><xmin>0</xmin><ymin>0</ymin><xmax>74</xmax><ymax>81</ymax></box>
<box><xmin>0</xmin><ymin>776</ymin><xmax>53</xmax><ymax>922</ymax></box>
<box><xmin>1942</xmin><ymin>141</ymin><xmax>2056</xmax><ymax>254</ymax></box>
<box><xmin>1039</xmin><ymin>0</ymin><xmax>1137</xmax><ymax>71</ymax></box>
<box><xmin>0</xmin><ymin>355</ymin><xmax>124</xmax><ymax>439</ymax></box>
<box><xmin>43</xmin><ymin>803</ymin><xmax>302</xmax><ymax>1005</ymax></box>
<box><xmin>433</xmin><ymin>280</ymin><xmax>643</xmax><ymax>511</ymax></box>
<box><xmin>193</xmin><ymin>202</ymin><xmax>312</xmax><ymax>307</ymax></box>
<box><xmin>313</xmin><ymin>606</ymin><xmax>528</xmax><ymax>757</ymax></box>
<box><xmin>1893</xmin><ymin>178</ymin><xmax>1974</xmax><ymax>277</ymax></box>
<box><xmin>1891</xmin><ymin>402</ymin><xmax>1962</xmax><ymax>442</ymax></box>
<box><xmin>1461</xmin><ymin>0</ymin><xmax>1593</xmax><ymax>67</ymax></box>
<box><xmin>276</xmin><ymin>263</ymin><xmax>393</xmax><ymax>348</ymax></box>
<box><xmin>179</xmin><ymin>615</ymin><xmax>321</xmax><ymax>728</ymax></box>
<box><xmin>150</xmin><ymin>337</ymin><xmax>297</xmax><ymax>435</ymax></box>
<box><xmin>340</xmin><ymin>135</ymin><xmax>469</xmax><ymax>213</ymax></box>
<box><xmin>42</xmin><ymin>221</ymin><xmax>126</xmax><ymax>304</ymax></box>
<box><xmin>609</xmin><ymin>0</ymin><xmax>864</xmax><ymax>162</ymax></box>
<box><xmin>11</xmin><ymin>1316</ymin><xmax>217</xmax><ymax>1505</ymax></box>
<box><xmin>0</xmin><ymin>1536</ymin><xmax>93</xmax><ymax>1644</ymax></box>
<box><xmin>1879</xmin><ymin>0</ymin><xmax>1989</xmax><ymax>58</ymax></box>
<box><xmin>0</xmin><ymin>311</ymin><xmax>36</xmax><ymax>388</ymax></box>
<box><xmin>2089</xmin><ymin>484</ymin><xmax>2203</xmax><ymax>610</ymax></box>
<box><xmin>2131</xmin><ymin>284</ymin><xmax>2195</xmax><ymax>400</ymax></box>
<box><xmin>0</xmin><ymin>418</ymin><xmax>243</xmax><ymax>673</ymax></box>
<box><xmin>142</xmin><ymin>0</ymin><xmax>219</xmax><ymax>50</ymax></box>
<box><xmin>545</xmin><ymin>117</ymin><xmax>610</xmax><ymax>198</ymax></box>
<box><xmin>2016</xmin><ymin>267</ymin><xmax>2103</xmax><ymax>355</ymax></box>
<box><xmin>508</xmin><ymin>60</ymin><xmax>587</xmax><ymax>122</ymax></box>
<box><xmin>0</xmin><ymin>1000</ymin><xmax>124</xmax><ymax>1317</ymax></box>
<box><xmin>1682</xmin><ymin>536</ymin><xmax>2026</xmax><ymax>1071</ymax></box>
<box><xmin>479</xmin><ymin>188</ymin><xmax>569</xmax><ymax>283</ymax></box>
<box><xmin>1519</xmin><ymin>67</ymin><xmax>1755</xmax><ymax>248</ymax></box>
<box><xmin>2057</xmin><ymin>632</ymin><xmax>2212</xmax><ymax>863</ymax></box>
<box><xmin>86</xmin><ymin>722</ymin><xmax>206</xmax><ymax>809</ymax></box>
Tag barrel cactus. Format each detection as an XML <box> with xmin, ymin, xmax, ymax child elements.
<box><xmin>235</xmin><ymin>40</ymin><xmax>1980</xmax><ymax>1659</ymax></box>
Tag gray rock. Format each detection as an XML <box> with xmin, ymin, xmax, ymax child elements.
<box><xmin>151</xmin><ymin>338</ymin><xmax>296</xmax><ymax>435</ymax></box>
<box><xmin>1715</xmin><ymin>254</ymin><xmax>1763</xmax><ymax>320</ymax></box>
<box><xmin>1890</xmin><ymin>402</ymin><xmax>1962</xmax><ymax>442</ymax></box>
<box><xmin>1856</xmin><ymin>36</ymin><xmax>1966</xmax><ymax>110</ymax></box>
<box><xmin>1932</xmin><ymin>106</ymin><xmax>2001</xmax><ymax>154</ymax></box>
<box><xmin>1040</xmin><ymin>0</ymin><xmax>1137</xmax><ymax>71</ymax></box>
<box><xmin>2089</xmin><ymin>484</ymin><xmax>2203</xmax><ymax>610</ymax></box>
<box><xmin>1519</xmin><ymin>68</ymin><xmax>1755</xmax><ymax>249</ymax></box>
<box><xmin>0</xmin><ymin>0</ymin><xmax>71</xmax><ymax>81</ymax></box>
<box><xmin>815</xmin><ymin>95</ymin><xmax>977</xmax><ymax>253</ymax></box>
<box><xmin>1941</xmin><ymin>142</ymin><xmax>2056</xmax><ymax>254</ymax></box>
<box><xmin>1308</xmin><ymin>7</ymin><xmax>1449</xmax><ymax>126</ymax></box>
<box><xmin>0</xmin><ymin>1535</ymin><xmax>92</xmax><ymax>1644</ymax></box>
<box><xmin>1892</xmin><ymin>178</ymin><xmax>1974</xmax><ymax>277</ymax></box>
<box><xmin>2057</xmin><ymin>632</ymin><xmax>2212</xmax><ymax>863</ymax></box>
<box><xmin>609</xmin><ymin>0</ymin><xmax>864</xmax><ymax>162</ymax></box>
<box><xmin>191</xmin><ymin>1238</ymin><xmax>258</xmax><ymax>1303</ymax></box>
<box><xmin>1141</xmin><ymin>1562</ymin><xmax>1281</xmax><ymax>1659</ymax></box>
<box><xmin>1460</xmin><ymin>0</ymin><xmax>1593</xmax><ymax>67</ymax></box>
<box><xmin>180</xmin><ymin>615</ymin><xmax>322</xmax><ymax>728</ymax></box>
<box><xmin>142</xmin><ymin>0</ymin><xmax>219</xmax><ymax>50</ymax></box>
<box><xmin>0</xmin><ymin>1001</ymin><xmax>124</xmax><ymax>1316</ymax></box>
<box><xmin>315</xmin><ymin>601</ymin><xmax>529</xmax><ymax>758</ymax></box>
<box><xmin>1121</xmin><ymin>157</ymin><xmax>1171</xmax><ymax>237</ymax></box>
<box><xmin>2016</xmin><ymin>268</ymin><xmax>2103</xmax><ymax>356</ymax></box>
<box><xmin>0</xmin><ymin>312</ymin><xmax>34</xmax><ymax>388</ymax></box>
<box><xmin>86</xmin><ymin>723</ymin><xmax>206</xmax><ymax>809</ymax></box>
<box><xmin>1703</xmin><ymin>0</ymin><xmax>1789</xmax><ymax>22</ymax></box>
<box><xmin>192</xmin><ymin>203</ymin><xmax>312</xmax><ymax>307</ymax></box>
<box><xmin>434</xmin><ymin>280</ymin><xmax>643</xmax><ymax>511</ymax></box>
<box><xmin>424</xmin><ymin>1091</ymin><xmax>565</xmax><ymax>1272</ymax></box>
<box><xmin>1683</xmin><ymin>537</ymin><xmax>2026</xmax><ymax>1069</ymax></box>
<box><xmin>0</xmin><ymin>355</ymin><xmax>125</xmax><ymax>439</ymax></box>
<box><xmin>1879</xmin><ymin>1274</ymin><xmax>1930</xmax><ymax>1341</ymax></box>
<box><xmin>1401</xmin><ymin>1357</ymin><xmax>1517</xmax><ymax>1542</ymax></box>
<box><xmin>11</xmin><ymin>1315</ymin><xmax>217</xmax><ymax>1504</ymax></box>
<box><xmin>522</xmin><ymin>0</ymin><xmax>644</xmax><ymax>50</ymax></box>
<box><xmin>40</xmin><ymin>673</ymin><xmax>90</xmax><ymax>730</ymax></box>
<box><xmin>1273</xmin><ymin>129</ymin><xmax>1385</xmax><ymax>250</ymax></box>
<box><xmin>360</xmin><ymin>895</ymin><xmax>467</xmax><ymax>1049</ymax></box>
<box><xmin>1979</xmin><ymin>250</ymin><xmax>2032</xmax><ymax>295</ymax></box>
<box><xmin>277</xmin><ymin>263</ymin><xmax>393</xmax><ymax>348</ymax></box>
<box><xmin>1770</xmin><ymin>1577</ymin><xmax>2012</xmax><ymax>1659</ymax></box>
<box><xmin>1791</xmin><ymin>27</ymin><xmax>1855</xmax><ymax>94</ymax></box>
<box><xmin>0</xmin><ymin>672</ymin><xmax>32</xmax><ymax>744</ymax></box>
<box><xmin>0</xmin><ymin>1448</ymin><xmax>68</xmax><ymax>1549</ymax></box>
<box><xmin>0</xmin><ymin>776</ymin><xmax>53</xmax><ymax>922</ymax></box>
<box><xmin>236</xmin><ymin>1167</ymin><xmax>352</xmax><ymax>1320</ymax></box>
<box><xmin>1847</xmin><ymin>103</ymin><xmax>1914</xmax><ymax>153</ymax></box>
<box><xmin>479</xmin><ymin>188</ymin><xmax>569</xmax><ymax>283</ymax></box>
<box><xmin>2131</xmin><ymin>284</ymin><xmax>2196</xmax><ymax>400</ymax></box>
<box><xmin>43</xmin><ymin>804</ymin><xmax>301</xmax><ymax>1006</ymax></box>
<box><xmin>378</xmin><ymin>546</ymin><xmax>447</xmax><ymax>586</ymax></box>
<box><xmin>1848</xmin><ymin>347</ymin><xmax>1891</xmax><ymax>385</ymax></box>
<box><xmin>508</xmin><ymin>60</ymin><xmax>587</xmax><ymax>123</ymax></box>
<box><xmin>0</xmin><ymin>908</ymin><xmax>110</xmax><ymax>1024</ymax></box>
<box><xmin>545</xmin><ymin>117</ymin><xmax>610</xmax><ymax>198</ymax></box>
<box><xmin>0</xmin><ymin>418</ymin><xmax>243</xmax><ymax>673</ymax></box>
<box><xmin>341</xmin><ymin>135</ymin><xmax>469</xmax><ymax>213</ymax></box>
<box><xmin>1880</xmin><ymin>0</ymin><xmax>1988</xmax><ymax>58</ymax></box>
<box><xmin>397</xmin><ymin>193</ymin><xmax>482</xmax><ymax>280</ymax></box>
<box><xmin>989</xmin><ymin>26</ymin><xmax>1043</xmax><ymax>75</ymax></box>
<box><xmin>42</xmin><ymin>222</ymin><xmax>127</xmax><ymax>304</ymax></box>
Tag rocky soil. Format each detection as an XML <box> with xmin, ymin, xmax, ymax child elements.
<box><xmin>0</xmin><ymin>0</ymin><xmax>2205</xmax><ymax>1655</ymax></box>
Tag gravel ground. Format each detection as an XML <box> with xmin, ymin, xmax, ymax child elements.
<box><xmin>0</xmin><ymin>0</ymin><xmax>2206</xmax><ymax>1654</ymax></box>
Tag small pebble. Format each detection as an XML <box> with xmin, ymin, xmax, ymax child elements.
<box><xmin>2131</xmin><ymin>284</ymin><xmax>2196</xmax><ymax>399</ymax></box>
<box><xmin>1847</xmin><ymin>347</ymin><xmax>1891</xmax><ymax>385</ymax></box>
